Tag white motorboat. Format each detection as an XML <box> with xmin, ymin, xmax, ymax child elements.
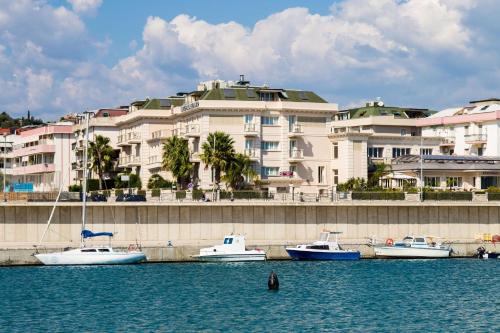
<box><xmin>34</xmin><ymin>111</ymin><xmax>146</xmax><ymax>266</ymax></box>
<box><xmin>373</xmin><ymin>235</ymin><xmax>452</xmax><ymax>258</ymax></box>
<box><xmin>194</xmin><ymin>235</ymin><xmax>266</xmax><ymax>262</ymax></box>
<box><xmin>286</xmin><ymin>231</ymin><xmax>361</xmax><ymax>260</ymax></box>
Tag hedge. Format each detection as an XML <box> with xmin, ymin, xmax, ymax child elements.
<box><xmin>151</xmin><ymin>189</ymin><xmax>161</xmax><ymax>197</ymax></box>
<box><xmin>423</xmin><ymin>191</ymin><xmax>472</xmax><ymax>201</ymax></box>
<box><xmin>488</xmin><ymin>192</ymin><xmax>500</xmax><ymax>201</ymax></box>
<box><xmin>115</xmin><ymin>189</ymin><xmax>124</xmax><ymax>196</ymax></box>
<box><xmin>176</xmin><ymin>191</ymin><xmax>186</xmax><ymax>200</ymax></box>
<box><xmin>137</xmin><ymin>190</ymin><xmax>146</xmax><ymax>196</ymax></box>
<box><xmin>351</xmin><ymin>192</ymin><xmax>405</xmax><ymax>200</ymax></box>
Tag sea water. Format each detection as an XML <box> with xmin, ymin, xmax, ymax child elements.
<box><xmin>0</xmin><ymin>260</ymin><xmax>498</xmax><ymax>332</ymax></box>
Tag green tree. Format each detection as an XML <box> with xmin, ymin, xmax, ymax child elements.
<box><xmin>88</xmin><ymin>135</ymin><xmax>116</xmax><ymax>190</ymax></box>
<box><xmin>162</xmin><ymin>135</ymin><xmax>192</xmax><ymax>189</ymax></box>
<box><xmin>368</xmin><ymin>162</ymin><xmax>391</xmax><ymax>188</ymax></box>
<box><xmin>147</xmin><ymin>174</ymin><xmax>173</xmax><ymax>189</ymax></box>
<box><xmin>200</xmin><ymin>131</ymin><xmax>235</xmax><ymax>185</ymax></box>
<box><xmin>222</xmin><ymin>153</ymin><xmax>257</xmax><ymax>190</ymax></box>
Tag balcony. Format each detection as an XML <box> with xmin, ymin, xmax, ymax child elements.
<box><xmin>439</xmin><ymin>137</ymin><xmax>455</xmax><ymax>146</ymax></box>
<box><xmin>465</xmin><ymin>134</ymin><xmax>487</xmax><ymax>144</ymax></box>
<box><xmin>244</xmin><ymin>148</ymin><xmax>259</xmax><ymax>160</ymax></box>
<box><xmin>288</xmin><ymin>148</ymin><xmax>304</xmax><ymax>162</ymax></box>
<box><xmin>71</xmin><ymin>161</ymin><xmax>83</xmax><ymax>170</ymax></box>
<box><xmin>12</xmin><ymin>163</ymin><xmax>55</xmax><ymax>176</ymax></box>
<box><xmin>117</xmin><ymin>132</ymin><xmax>141</xmax><ymax>146</ymax></box>
<box><xmin>172</xmin><ymin>128</ymin><xmax>186</xmax><ymax>137</ymax></box>
<box><xmin>147</xmin><ymin>155</ymin><xmax>162</xmax><ymax>169</ymax></box>
<box><xmin>118</xmin><ymin>155</ymin><xmax>141</xmax><ymax>167</ymax></box>
<box><xmin>13</xmin><ymin>144</ymin><xmax>55</xmax><ymax>157</ymax></box>
<box><xmin>288</xmin><ymin>124</ymin><xmax>304</xmax><ymax>137</ymax></box>
<box><xmin>185</xmin><ymin>124</ymin><xmax>200</xmax><ymax>137</ymax></box>
<box><xmin>147</xmin><ymin>129</ymin><xmax>170</xmax><ymax>143</ymax></box>
<box><xmin>190</xmin><ymin>152</ymin><xmax>201</xmax><ymax>162</ymax></box>
<box><xmin>243</xmin><ymin>123</ymin><xmax>259</xmax><ymax>136</ymax></box>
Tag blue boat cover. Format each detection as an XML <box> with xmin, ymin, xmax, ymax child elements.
<box><xmin>81</xmin><ymin>229</ymin><xmax>113</xmax><ymax>238</ymax></box>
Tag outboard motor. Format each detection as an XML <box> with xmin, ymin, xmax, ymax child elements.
<box><xmin>476</xmin><ymin>246</ymin><xmax>486</xmax><ymax>259</ymax></box>
<box><xmin>268</xmin><ymin>271</ymin><xmax>279</xmax><ymax>290</ymax></box>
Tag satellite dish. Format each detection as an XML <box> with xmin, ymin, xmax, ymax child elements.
<box><xmin>378</xmin><ymin>101</ymin><xmax>384</xmax><ymax>106</ymax></box>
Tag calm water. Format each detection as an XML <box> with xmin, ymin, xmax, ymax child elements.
<box><xmin>0</xmin><ymin>260</ymin><xmax>498</xmax><ymax>332</ymax></box>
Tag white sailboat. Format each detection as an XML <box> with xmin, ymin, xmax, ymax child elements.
<box><xmin>35</xmin><ymin>111</ymin><xmax>146</xmax><ymax>265</ymax></box>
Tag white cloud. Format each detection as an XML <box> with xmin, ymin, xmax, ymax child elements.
<box><xmin>67</xmin><ymin>0</ymin><xmax>103</xmax><ymax>15</ymax></box>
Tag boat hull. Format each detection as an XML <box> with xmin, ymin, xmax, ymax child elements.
<box><xmin>195</xmin><ymin>253</ymin><xmax>266</xmax><ymax>262</ymax></box>
<box><xmin>35</xmin><ymin>251</ymin><xmax>147</xmax><ymax>265</ymax></box>
<box><xmin>286</xmin><ymin>248</ymin><xmax>360</xmax><ymax>260</ymax></box>
<box><xmin>374</xmin><ymin>246</ymin><xmax>451</xmax><ymax>258</ymax></box>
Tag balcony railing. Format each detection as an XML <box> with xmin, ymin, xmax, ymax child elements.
<box><xmin>288</xmin><ymin>124</ymin><xmax>303</xmax><ymax>136</ymax></box>
<box><xmin>440</xmin><ymin>136</ymin><xmax>456</xmax><ymax>146</ymax></box>
<box><xmin>172</xmin><ymin>128</ymin><xmax>186</xmax><ymax>137</ymax></box>
<box><xmin>465</xmin><ymin>134</ymin><xmax>487</xmax><ymax>143</ymax></box>
<box><xmin>118</xmin><ymin>132</ymin><xmax>141</xmax><ymax>145</ymax></box>
<box><xmin>244</xmin><ymin>123</ymin><xmax>259</xmax><ymax>135</ymax></box>
<box><xmin>289</xmin><ymin>148</ymin><xmax>304</xmax><ymax>161</ymax></box>
<box><xmin>148</xmin><ymin>129</ymin><xmax>170</xmax><ymax>142</ymax></box>
<box><xmin>185</xmin><ymin>124</ymin><xmax>200</xmax><ymax>137</ymax></box>
<box><xmin>244</xmin><ymin>148</ymin><xmax>258</xmax><ymax>159</ymax></box>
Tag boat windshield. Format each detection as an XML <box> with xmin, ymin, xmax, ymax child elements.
<box><xmin>403</xmin><ymin>237</ymin><xmax>413</xmax><ymax>242</ymax></box>
<box><xmin>414</xmin><ymin>238</ymin><xmax>426</xmax><ymax>243</ymax></box>
<box><xmin>306</xmin><ymin>245</ymin><xmax>329</xmax><ymax>250</ymax></box>
<box><xmin>223</xmin><ymin>238</ymin><xmax>233</xmax><ymax>244</ymax></box>
<box><xmin>319</xmin><ymin>233</ymin><xmax>329</xmax><ymax>242</ymax></box>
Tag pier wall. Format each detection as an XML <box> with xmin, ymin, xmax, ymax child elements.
<box><xmin>0</xmin><ymin>202</ymin><xmax>498</xmax><ymax>264</ymax></box>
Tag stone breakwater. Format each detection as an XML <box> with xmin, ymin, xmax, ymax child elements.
<box><xmin>0</xmin><ymin>202</ymin><xmax>498</xmax><ymax>265</ymax></box>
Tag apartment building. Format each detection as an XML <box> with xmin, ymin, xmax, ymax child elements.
<box><xmin>328</xmin><ymin>101</ymin><xmax>441</xmax><ymax>187</ymax></box>
<box><xmin>163</xmin><ymin>78</ymin><xmax>339</xmax><ymax>194</ymax></box>
<box><xmin>399</xmin><ymin>98</ymin><xmax>500</xmax><ymax>189</ymax></box>
<box><xmin>115</xmin><ymin>97</ymin><xmax>184</xmax><ymax>186</ymax></box>
<box><xmin>9</xmin><ymin>123</ymin><xmax>73</xmax><ymax>191</ymax></box>
<box><xmin>71</xmin><ymin>108</ymin><xmax>127</xmax><ymax>185</ymax></box>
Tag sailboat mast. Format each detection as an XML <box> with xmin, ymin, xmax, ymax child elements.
<box><xmin>80</xmin><ymin>111</ymin><xmax>91</xmax><ymax>247</ymax></box>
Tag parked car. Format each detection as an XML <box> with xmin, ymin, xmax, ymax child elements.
<box><xmin>116</xmin><ymin>194</ymin><xmax>146</xmax><ymax>202</ymax></box>
<box><xmin>90</xmin><ymin>193</ymin><xmax>107</xmax><ymax>202</ymax></box>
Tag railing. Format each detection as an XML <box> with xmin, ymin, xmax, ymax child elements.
<box><xmin>465</xmin><ymin>134</ymin><xmax>487</xmax><ymax>143</ymax></box>
<box><xmin>148</xmin><ymin>155</ymin><xmax>160</xmax><ymax>164</ymax></box>
<box><xmin>289</xmin><ymin>148</ymin><xmax>303</xmax><ymax>159</ymax></box>
<box><xmin>440</xmin><ymin>137</ymin><xmax>456</xmax><ymax>145</ymax></box>
<box><xmin>185</xmin><ymin>124</ymin><xmax>200</xmax><ymax>136</ymax></box>
<box><xmin>126</xmin><ymin>132</ymin><xmax>141</xmax><ymax>142</ymax></box>
<box><xmin>172</xmin><ymin>128</ymin><xmax>186</xmax><ymax>136</ymax></box>
<box><xmin>244</xmin><ymin>148</ymin><xmax>257</xmax><ymax>157</ymax></box>
<box><xmin>149</xmin><ymin>130</ymin><xmax>169</xmax><ymax>141</ymax></box>
<box><xmin>289</xmin><ymin>124</ymin><xmax>303</xmax><ymax>134</ymax></box>
<box><xmin>244</xmin><ymin>123</ymin><xmax>258</xmax><ymax>133</ymax></box>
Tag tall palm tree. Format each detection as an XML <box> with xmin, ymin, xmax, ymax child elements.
<box><xmin>88</xmin><ymin>135</ymin><xmax>116</xmax><ymax>190</ymax></box>
<box><xmin>200</xmin><ymin>131</ymin><xmax>235</xmax><ymax>185</ymax></box>
<box><xmin>222</xmin><ymin>153</ymin><xmax>257</xmax><ymax>190</ymax></box>
<box><xmin>162</xmin><ymin>135</ymin><xmax>192</xmax><ymax>188</ymax></box>
<box><xmin>368</xmin><ymin>162</ymin><xmax>391</xmax><ymax>188</ymax></box>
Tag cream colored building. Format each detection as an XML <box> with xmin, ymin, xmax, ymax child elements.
<box><xmin>328</xmin><ymin>101</ymin><xmax>441</xmax><ymax>187</ymax></box>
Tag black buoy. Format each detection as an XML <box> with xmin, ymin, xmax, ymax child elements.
<box><xmin>268</xmin><ymin>270</ymin><xmax>279</xmax><ymax>290</ymax></box>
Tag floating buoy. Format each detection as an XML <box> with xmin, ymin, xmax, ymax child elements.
<box><xmin>385</xmin><ymin>238</ymin><xmax>394</xmax><ymax>246</ymax></box>
<box><xmin>268</xmin><ymin>271</ymin><xmax>279</xmax><ymax>290</ymax></box>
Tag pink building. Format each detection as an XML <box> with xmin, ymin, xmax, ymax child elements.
<box><xmin>11</xmin><ymin>123</ymin><xmax>73</xmax><ymax>191</ymax></box>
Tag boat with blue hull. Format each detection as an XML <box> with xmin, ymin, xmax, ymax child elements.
<box><xmin>286</xmin><ymin>232</ymin><xmax>360</xmax><ymax>260</ymax></box>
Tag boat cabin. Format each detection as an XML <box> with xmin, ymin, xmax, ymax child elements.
<box><xmin>396</xmin><ymin>236</ymin><xmax>436</xmax><ymax>247</ymax></box>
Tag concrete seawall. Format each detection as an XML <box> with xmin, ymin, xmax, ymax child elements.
<box><xmin>0</xmin><ymin>202</ymin><xmax>499</xmax><ymax>265</ymax></box>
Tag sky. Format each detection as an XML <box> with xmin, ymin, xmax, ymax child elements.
<box><xmin>0</xmin><ymin>0</ymin><xmax>499</xmax><ymax>120</ymax></box>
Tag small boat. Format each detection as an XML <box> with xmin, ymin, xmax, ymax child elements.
<box><xmin>476</xmin><ymin>246</ymin><xmax>499</xmax><ymax>259</ymax></box>
<box><xmin>373</xmin><ymin>235</ymin><xmax>451</xmax><ymax>258</ymax></box>
<box><xmin>194</xmin><ymin>235</ymin><xmax>266</xmax><ymax>262</ymax></box>
<box><xmin>285</xmin><ymin>231</ymin><xmax>360</xmax><ymax>260</ymax></box>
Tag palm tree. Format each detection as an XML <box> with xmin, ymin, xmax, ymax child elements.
<box><xmin>368</xmin><ymin>162</ymin><xmax>391</xmax><ymax>188</ymax></box>
<box><xmin>222</xmin><ymin>153</ymin><xmax>257</xmax><ymax>190</ymax></box>
<box><xmin>162</xmin><ymin>135</ymin><xmax>192</xmax><ymax>188</ymax></box>
<box><xmin>88</xmin><ymin>135</ymin><xmax>116</xmax><ymax>190</ymax></box>
<box><xmin>200</xmin><ymin>131</ymin><xmax>235</xmax><ymax>185</ymax></box>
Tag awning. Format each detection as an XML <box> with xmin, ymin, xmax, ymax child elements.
<box><xmin>81</xmin><ymin>229</ymin><xmax>113</xmax><ymax>238</ymax></box>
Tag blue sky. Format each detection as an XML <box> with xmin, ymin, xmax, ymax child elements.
<box><xmin>0</xmin><ymin>0</ymin><xmax>499</xmax><ymax>120</ymax></box>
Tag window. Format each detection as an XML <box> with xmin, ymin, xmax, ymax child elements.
<box><xmin>223</xmin><ymin>238</ymin><xmax>233</xmax><ymax>244</ymax></box>
<box><xmin>400</xmin><ymin>129</ymin><xmax>407</xmax><ymax>136</ymax></box>
<box><xmin>261</xmin><ymin>116</ymin><xmax>279</xmax><ymax>125</ymax></box>
<box><xmin>333</xmin><ymin>143</ymin><xmax>338</xmax><ymax>159</ymax></box>
<box><xmin>318</xmin><ymin>166</ymin><xmax>325</xmax><ymax>184</ymax></box>
<box><xmin>261</xmin><ymin>167</ymin><xmax>279</xmax><ymax>177</ymax></box>
<box><xmin>333</xmin><ymin>169</ymin><xmax>339</xmax><ymax>185</ymax></box>
<box><xmin>245</xmin><ymin>139</ymin><xmax>253</xmax><ymax>149</ymax></box>
<box><xmin>244</xmin><ymin>114</ymin><xmax>254</xmax><ymax>124</ymax></box>
<box><xmin>289</xmin><ymin>165</ymin><xmax>296</xmax><ymax>176</ymax></box>
<box><xmin>102</xmin><ymin>112</ymin><xmax>109</xmax><ymax>117</ymax></box>
<box><xmin>98</xmin><ymin>248</ymin><xmax>110</xmax><ymax>252</ymax></box>
<box><xmin>464</xmin><ymin>126</ymin><xmax>469</xmax><ymax>135</ymax></box>
<box><xmin>288</xmin><ymin>115</ymin><xmax>296</xmax><ymax>131</ymax></box>
<box><xmin>368</xmin><ymin>147</ymin><xmax>384</xmax><ymax>158</ymax></box>
<box><xmin>477</xmin><ymin>147</ymin><xmax>484</xmax><ymax>156</ymax></box>
<box><xmin>420</xmin><ymin>148</ymin><xmax>432</xmax><ymax>155</ymax></box>
<box><xmin>392</xmin><ymin>148</ymin><xmax>411</xmax><ymax>158</ymax></box>
<box><xmin>261</xmin><ymin>141</ymin><xmax>279</xmax><ymax>151</ymax></box>
<box><xmin>81</xmin><ymin>249</ymin><xmax>97</xmax><ymax>252</ymax></box>
<box><xmin>446</xmin><ymin>177</ymin><xmax>462</xmax><ymax>188</ymax></box>
<box><xmin>260</xmin><ymin>92</ymin><xmax>275</xmax><ymax>101</ymax></box>
<box><xmin>424</xmin><ymin>177</ymin><xmax>440</xmax><ymax>187</ymax></box>
<box><xmin>338</xmin><ymin>113</ymin><xmax>350</xmax><ymax>120</ymax></box>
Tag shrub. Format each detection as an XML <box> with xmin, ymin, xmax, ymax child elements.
<box><xmin>137</xmin><ymin>190</ymin><xmax>146</xmax><ymax>196</ymax></box>
<box><xmin>352</xmin><ymin>192</ymin><xmax>405</xmax><ymax>200</ymax></box>
<box><xmin>102</xmin><ymin>190</ymin><xmax>111</xmax><ymax>197</ymax></box>
<box><xmin>423</xmin><ymin>191</ymin><xmax>472</xmax><ymax>201</ymax></box>
<box><xmin>87</xmin><ymin>179</ymin><xmax>100</xmax><ymax>192</ymax></box>
<box><xmin>176</xmin><ymin>191</ymin><xmax>186</xmax><ymax>200</ymax></box>
<box><xmin>114</xmin><ymin>173</ymin><xmax>142</xmax><ymax>189</ymax></box>
<box><xmin>406</xmin><ymin>187</ymin><xmax>419</xmax><ymax>194</ymax></box>
<box><xmin>487</xmin><ymin>186</ymin><xmax>500</xmax><ymax>193</ymax></box>
<box><xmin>488</xmin><ymin>192</ymin><xmax>500</xmax><ymax>201</ymax></box>
<box><xmin>151</xmin><ymin>189</ymin><xmax>161</xmax><ymax>197</ymax></box>
<box><xmin>68</xmin><ymin>184</ymin><xmax>81</xmax><ymax>192</ymax></box>
<box><xmin>192</xmin><ymin>189</ymin><xmax>204</xmax><ymax>200</ymax></box>
<box><xmin>147</xmin><ymin>174</ymin><xmax>173</xmax><ymax>189</ymax></box>
<box><xmin>115</xmin><ymin>189</ymin><xmax>124</xmax><ymax>196</ymax></box>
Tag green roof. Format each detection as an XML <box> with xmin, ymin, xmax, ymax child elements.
<box><xmin>139</xmin><ymin>97</ymin><xmax>185</xmax><ymax>110</ymax></box>
<box><xmin>341</xmin><ymin>105</ymin><xmax>435</xmax><ymax>119</ymax></box>
<box><xmin>198</xmin><ymin>87</ymin><xmax>327</xmax><ymax>103</ymax></box>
